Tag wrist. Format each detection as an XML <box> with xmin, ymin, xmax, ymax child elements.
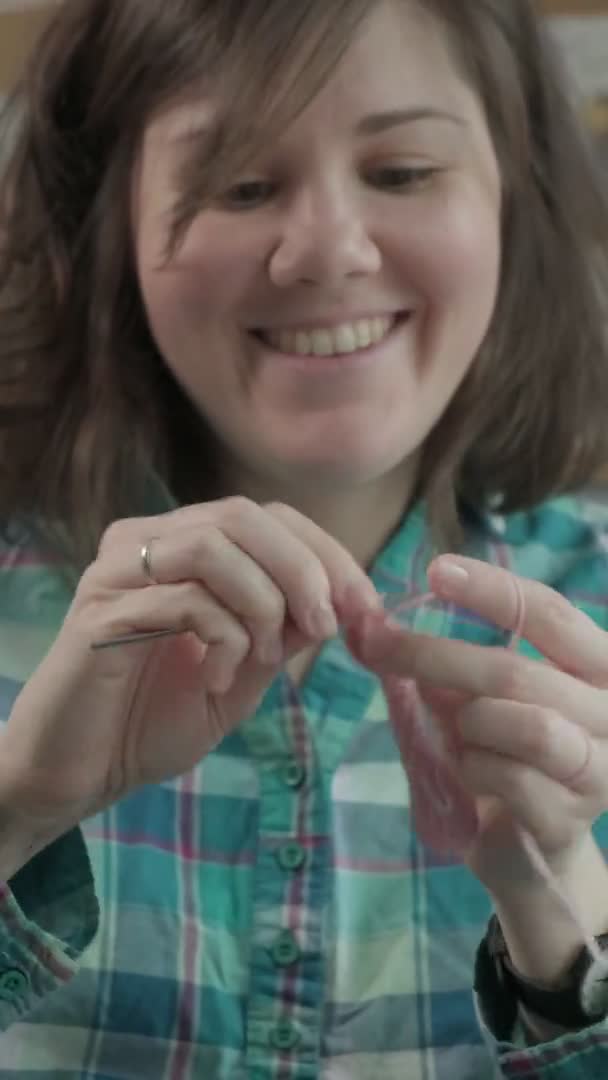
<box><xmin>490</xmin><ymin>830</ymin><xmax>600</xmax><ymax>891</ymax></box>
<box><xmin>0</xmin><ymin>763</ymin><xmax>70</xmax><ymax>882</ymax></box>
<box><xmin>489</xmin><ymin>834</ymin><xmax>608</xmax><ymax>985</ymax></box>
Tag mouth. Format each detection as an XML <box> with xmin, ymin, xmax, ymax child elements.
<box><xmin>251</xmin><ymin>313</ymin><xmax>410</xmax><ymax>359</ymax></box>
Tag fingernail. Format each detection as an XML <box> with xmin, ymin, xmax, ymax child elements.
<box><xmin>306</xmin><ymin>599</ymin><xmax>338</xmax><ymax>639</ymax></box>
<box><xmin>434</xmin><ymin>559</ymin><xmax>469</xmax><ymax>591</ymax></box>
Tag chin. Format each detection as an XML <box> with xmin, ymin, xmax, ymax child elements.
<box><xmin>270</xmin><ymin>440</ymin><xmax>417</xmax><ymax>490</ymax></box>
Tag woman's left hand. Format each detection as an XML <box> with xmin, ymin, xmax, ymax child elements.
<box><xmin>347</xmin><ymin>555</ymin><xmax>608</xmax><ymax>893</ymax></box>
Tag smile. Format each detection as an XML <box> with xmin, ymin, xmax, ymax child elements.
<box><xmin>254</xmin><ymin>315</ymin><xmax>405</xmax><ymax>358</ymax></box>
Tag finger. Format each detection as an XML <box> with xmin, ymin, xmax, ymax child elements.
<box><xmin>99</xmin><ymin>524</ymin><xmax>292</xmax><ymax>664</ymax></box>
<box><xmin>457</xmin><ymin>750</ymin><xmax>584</xmax><ymax>846</ymax></box>
<box><xmin>100</xmin><ymin>498</ymin><xmax>380</xmax><ymax>620</ymax></box>
<box><xmin>457</xmin><ymin>698</ymin><xmax>592</xmax><ymax>790</ymax></box>
<box><xmin>351</xmin><ymin>613</ymin><xmax>608</xmax><ymax>737</ymax></box>
<box><xmin>265</xmin><ymin>502</ymin><xmax>381</xmax><ymax>618</ymax></box>
<box><xmin>97</xmin><ymin>498</ymin><xmax>265</xmax><ymax>552</ymax></box>
<box><xmin>82</xmin><ymin>580</ymin><xmax>253</xmax><ymax>694</ymax></box>
<box><xmin>90</xmin><ymin>528</ymin><xmax>286</xmax><ymax>664</ymax></box>
<box><xmin>428</xmin><ymin>556</ymin><xmax>608</xmax><ymax>686</ymax></box>
<box><xmin>93</xmin><ymin>513</ymin><xmax>339</xmax><ymax>646</ymax></box>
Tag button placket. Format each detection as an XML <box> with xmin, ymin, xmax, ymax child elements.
<box><xmin>246</xmin><ymin>735</ymin><xmax>316</xmax><ymax>1068</ymax></box>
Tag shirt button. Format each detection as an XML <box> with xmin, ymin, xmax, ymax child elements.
<box><xmin>0</xmin><ymin>968</ymin><xmax>29</xmax><ymax>1002</ymax></box>
<box><xmin>280</xmin><ymin>761</ymin><xmax>306</xmax><ymax>789</ymax></box>
<box><xmin>270</xmin><ymin>1017</ymin><xmax>301</xmax><ymax>1052</ymax></box>
<box><xmin>276</xmin><ymin>842</ymin><xmax>306</xmax><ymax>872</ymax></box>
<box><xmin>271</xmin><ymin>930</ymin><xmax>301</xmax><ymax>968</ymax></box>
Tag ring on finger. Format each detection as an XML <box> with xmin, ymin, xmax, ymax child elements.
<box><xmin>141</xmin><ymin>537</ymin><xmax>161</xmax><ymax>586</ymax></box>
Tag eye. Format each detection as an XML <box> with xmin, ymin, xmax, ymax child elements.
<box><xmin>366</xmin><ymin>165</ymin><xmax>439</xmax><ymax>192</ymax></box>
<box><xmin>219</xmin><ymin>180</ymin><xmax>276</xmax><ymax>210</ymax></box>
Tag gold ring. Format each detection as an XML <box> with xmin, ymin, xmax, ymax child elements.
<box><xmin>140</xmin><ymin>537</ymin><xmax>160</xmax><ymax>585</ymax></box>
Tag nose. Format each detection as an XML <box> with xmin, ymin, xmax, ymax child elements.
<box><xmin>268</xmin><ymin>182</ymin><xmax>381</xmax><ymax>289</ymax></box>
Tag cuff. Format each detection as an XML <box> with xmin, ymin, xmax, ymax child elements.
<box><xmin>474</xmin><ymin>935</ymin><xmax>608</xmax><ymax>1077</ymax></box>
<box><xmin>0</xmin><ymin>827</ymin><xmax>98</xmax><ymax>1028</ymax></box>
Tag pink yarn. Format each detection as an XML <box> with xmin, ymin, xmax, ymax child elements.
<box><xmin>382</xmin><ymin>673</ymin><xmax>479</xmax><ymax>854</ymax></box>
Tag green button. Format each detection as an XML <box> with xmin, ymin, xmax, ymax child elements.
<box><xmin>271</xmin><ymin>930</ymin><xmax>301</xmax><ymax>968</ymax></box>
<box><xmin>276</xmin><ymin>842</ymin><xmax>306</xmax><ymax>872</ymax></box>
<box><xmin>270</xmin><ymin>1017</ymin><xmax>301</xmax><ymax>1052</ymax></box>
<box><xmin>280</xmin><ymin>761</ymin><xmax>306</xmax><ymax>789</ymax></box>
<box><xmin>0</xmin><ymin>968</ymin><xmax>29</xmax><ymax>1002</ymax></box>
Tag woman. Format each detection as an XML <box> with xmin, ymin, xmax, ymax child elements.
<box><xmin>0</xmin><ymin>0</ymin><xmax>608</xmax><ymax>1076</ymax></box>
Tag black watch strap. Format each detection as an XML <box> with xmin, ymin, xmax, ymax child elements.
<box><xmin>475</xmin><ymin>915</ymin><xmax>608</xmax><ymax>1034</ymax></box>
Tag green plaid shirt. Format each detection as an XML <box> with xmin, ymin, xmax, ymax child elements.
<box><xmin>0</xmin><ymin>494</ymin><xmax>608</xmax><ymax>1078</ymax></box>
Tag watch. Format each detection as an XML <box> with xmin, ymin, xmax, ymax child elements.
<box><xmin>474</xmin><ymin>915</ymin><xmax>608</xmax><ymax>1036</ymax></box>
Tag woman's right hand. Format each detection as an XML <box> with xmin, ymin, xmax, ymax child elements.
<box><xmin>0</xmin><ymin>498</ymin><xmax>380</xmax><ymax>841</ymax></box>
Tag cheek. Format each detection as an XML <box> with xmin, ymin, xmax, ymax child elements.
<box><xmin>167</xmin><ymin>217</ymin><xmax>268</xmax><ymax>317</ymax></box>
<box><xmin>138</xmin><ymin>273</ymin><xmax>187</xmax><ymax>355</ymax></box>
<box><xmin>439</xmin><ymin>209</ymin><xmax>500</xmax><ymax>317</ymax></box>
<box><xmin>137</xmin><ymin>214</ymin><xmax>267</xmax><ymax>338</ymax></box>
<box><xmin>392</xmin><ymin>191</ymin><xmax>501</xmax><ymax>319</ymax></box>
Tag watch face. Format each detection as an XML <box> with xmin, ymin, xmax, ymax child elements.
<box><xmin>580</xmin><ymin>942</ymin><xmax>608</xmax><ymax>1019</ymax></box>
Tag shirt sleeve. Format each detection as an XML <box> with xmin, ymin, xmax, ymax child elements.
<box><xmin>475</xmin><ymin>987</ymin><xmax>608</xmax><ymax>1079</ymax></box>
<box><xmin>0</xmin><ymin>826</ymin><xmax>98</xmax><ymax>1029</ymax></box>
<box><xmin>472</xmin><ymin>813</ymin><xmax>608</xmax><ymax>1077</ymax></box>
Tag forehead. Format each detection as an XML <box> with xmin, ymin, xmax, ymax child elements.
<box><xmin>145</xmin><ymin>0</ymin><xmax>482</xmax><ymax>154</ymax></box>
<box><xmin>320</xmin><ymin>1</ymin><xmax>471</xmax><ymax>119</ymax></box>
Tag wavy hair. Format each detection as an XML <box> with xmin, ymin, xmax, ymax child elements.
<box><xmin>1</xmin><ymin>0</ymin><xmax>607</xmax><ymax>568</ymax></box>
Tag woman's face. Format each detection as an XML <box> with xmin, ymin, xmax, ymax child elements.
<box><xmin>133</xmin><ymin>0</ymin><xmax>501</xmax><ymax>493</ymax></box>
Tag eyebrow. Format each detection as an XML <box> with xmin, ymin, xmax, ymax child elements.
<box><xmin>355</xmin><ymin>108</ymin><xmax>465</xmax><ymax>135</ymax></box>
<box><xmin>171</xmin><ymin>124</ymin><xmax>214</xmax><ymax>146</ymax></box>
<box><xmin>170</xmin><ymin>106</ymin><xmax>465</xmax><ymax>149</ymax></box>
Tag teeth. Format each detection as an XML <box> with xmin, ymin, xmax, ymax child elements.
<box><xmin>263</xmin><ymin>316</ymin><xmax>395</xmax><ymax>357</ymax></box>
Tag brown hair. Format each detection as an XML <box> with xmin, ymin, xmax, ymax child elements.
<box><xmin>1</xmin><ymin>0</ymin><xmax>607</xmax><ymax>569</ymax></box>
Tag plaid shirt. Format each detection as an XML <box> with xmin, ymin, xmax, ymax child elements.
<box><xmin>0</xmin><ymin>494</ymin><xmax>608</xmax><ymax>1079</ymax></box>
